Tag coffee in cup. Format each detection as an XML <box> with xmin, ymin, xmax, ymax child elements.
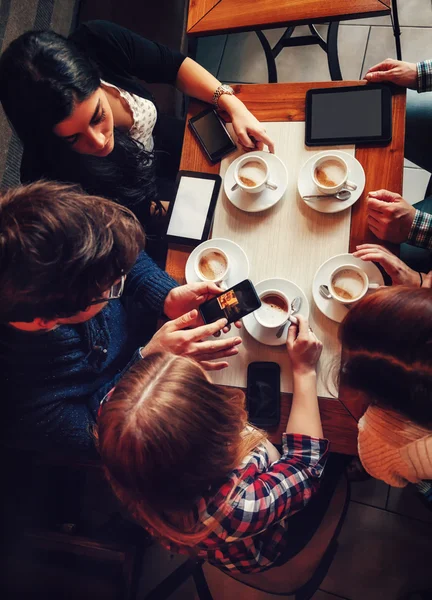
<box><xmin>238</xmin><ymin>160</ymin><xmax>267</xmax><ymax>188</ymax></box>
<box><xmin>195</xmin><ymin>247</ymin><xmax>229</xmax><ymax>286</ymax></box>
<box><xmin>311</xmin><ymin>154</ymin><xmax>357</xmax><ymax>195</ymax></box>
<box><xmin>234</xmin><ymin>155</ymin><xmax>276</xmax><ymax>194</ymax></box>
<box><xmin>254</xmin><ymin>289</ymin><xmax>290</xmax><ymax>329</ymax></box>
<box><xmin>329</xmin><ymin>264</ymin><xmax>379</xmax><ymax>305</ymax></box>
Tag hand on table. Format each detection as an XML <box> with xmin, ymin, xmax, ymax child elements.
<box><xmin>141</xmin><ymin>310</ymin><xmax>242</xmax><ymax>370</ymax></box>
<box><xmin>367</xmin><ymin>189</ymin><xmax>416</xmax><ymax>243</ymax></box>
<box><xmin>353</xmin><ymin>244</ymin><xmax>421</xmax><ymax>286</ymax></box>
<box><xmin>364</xmin><ymin>58</ymin><xmax>418</xmax><ymax>89</ymax></box>
<box><xmin>286</xmin><ymin>315</ymin><xmax>322</xmax><ymax>376</ymax></box>
<box><xmin>229</xmin><ymin>105</ymin><xmax>275</xmax><ymax>153</ymax></box>
<box><xmin>164</xmin><ymin>282</ymin><xmax>242</xmax><ymax>334</ymax></box>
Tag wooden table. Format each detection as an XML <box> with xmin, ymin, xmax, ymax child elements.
<box><xmin>187</xmin><ymin>0</ymin><xmax>401</xmax><ymax>83</ymax></box>
<box><xmin>166</xmin><ymin>81</ymin><xmax>406</xmax><ymax>455</ymax></box>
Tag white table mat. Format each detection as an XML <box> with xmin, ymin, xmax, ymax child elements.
<box><xmin>209</xmin><ymin>121</ymin><xmax>355</xmax><ymax>398</ymax></box>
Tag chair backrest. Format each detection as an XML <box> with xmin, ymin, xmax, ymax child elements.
<box><xmin>224</xmin><ymin>474</ymin><xmax>349</xmax><ymax>599</ymax></box>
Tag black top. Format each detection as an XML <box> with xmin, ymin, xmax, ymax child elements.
<box><xmin>20</xmin><ymin>20</ymin><xmax>186</xmax><ymax>184</ymax></box>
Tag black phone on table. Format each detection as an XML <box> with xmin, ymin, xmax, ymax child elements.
<box><xmin>246</xmin><ymin>361</ymin><xmax>281</xmax><ymax>428</ymax></box>
<box><xmin>189</xmin><ymin>108</ymin><xmax>237</xmax><ymax>163</ymax></box>
<box><xmin>165</xmin><ymin>171</ymin><xmax>222</xmax><ymax>246</ymax></box>
<box><xmin>199</xmin><ymin>279</ymin><xmax>261</xmax><ymax>325</ymax></box>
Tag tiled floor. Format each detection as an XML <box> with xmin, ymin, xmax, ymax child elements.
<box><xmin>155</xmin><ymin>2</ymin><xmax>432</xmax><ymax>599</ymax></box>
<box><xmin>196</xmin><ymin>0</ymin><xmax>432</xmax><ymax>207</ymax></box>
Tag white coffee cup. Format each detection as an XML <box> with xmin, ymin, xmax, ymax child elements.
<box><xmin>194</xmin><ymin>247</ymin><xmax>230</xmax><ymax>289</ymax></box>
<box><xmin>234</xmin><ymin>155</ymin><xmax>277</xmax><ymax>194</ymax></box>
<box><xmin>254</xmin><ymin>289</ymin><xmax>290</xmax><ymax>329</ymax></box>
<box><xmin>311</xmin><ymin>155</ymin><xmax>357</xmax><ymax>195</ymax></box>
<box><xmin>329</xmin><ymin>264</ymin><xmax>380</xmax><ymax>305</ymax></box>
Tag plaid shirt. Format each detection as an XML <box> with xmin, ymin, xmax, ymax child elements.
<box><xmin>157</xmin><ymin>433</ymin><xmax>329</xmax><ymax>574</ymax></box>
<box><xmin>417</xmin><ymin>60</ymin><xmax>432</xmax><ymax>93</ymax></box>
<box><xmin>408</xmin><ymin>209</ymin><xmax>432</xmax><ymax>250</ymax></box>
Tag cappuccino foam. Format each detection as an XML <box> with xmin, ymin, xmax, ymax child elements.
<box><xmin>331</xmin><ymin>269</ymin><xmax>365</xmax><ymax>300</ymax></box>
<box><xmin>257</xmin><ymin>293</ymin><xmax>288</xmax><ymax>326</ymax></box>
<box><xmin>198</xmin><ymin>251</ymin><xmax>227</xmax><ymax>281</ymax></box>
<box><xmin>238</xmin><ymin>161</ymin><xmax>267</xmax><ymax>188</ymax></box>
<box><xmin>315</xmin><ymin>160</ymin><xmax>346</xmax><ymax>188</ymax></box>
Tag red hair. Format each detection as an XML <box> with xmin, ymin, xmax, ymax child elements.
<box><xmin>340</xmin><ymin>286</ymin><xmax>432</xmax><ymax>426</ymax></box>
<box><xmin>96</xmin><ymin>352</ymin><xmax>266</xmax><ymax>545</ymax></box>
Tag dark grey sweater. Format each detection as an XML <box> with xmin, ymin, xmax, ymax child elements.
<box><xmin>0</xmin><ymin>251</ymin><xmax>178</xmax><ymax>457</ymax></box>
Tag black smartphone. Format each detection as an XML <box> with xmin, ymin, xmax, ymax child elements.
<box><xmin>189</xmin><ymin>108</ymin><xmax>237</xmax><ymax>164</ymax></box>
<box><xmin>246</xmin><ymin>362</ymin><xmax>281</xmax><ymax>428</ymax></box>
<box><xmin>199</xmin><ymin>279</ymin><xmax>261</xmax><ymax>325</ymax></box>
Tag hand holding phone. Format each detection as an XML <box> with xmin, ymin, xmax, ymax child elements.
<box><xmin>199</xmin><ymin>279</ymin><xmax>261</xmax><ymax>325</ymax></box>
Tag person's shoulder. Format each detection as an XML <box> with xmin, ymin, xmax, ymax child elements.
<box><xmin>70</xmin><ymin>20</ymin><xmax>140</xmax><ymax>47</ymax></box>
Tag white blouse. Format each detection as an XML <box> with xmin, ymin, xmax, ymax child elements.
<box><xmin>101</xmin><ymin>79</ymin><xmax>157</xmax><ymax>152</ymax></box>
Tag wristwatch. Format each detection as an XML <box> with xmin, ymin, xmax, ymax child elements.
<box><xmin>213</xmin><ymin>84</ymin><xmax>235</xmax><ymax>109</ymax></box>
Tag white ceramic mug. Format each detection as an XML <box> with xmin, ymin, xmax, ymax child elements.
<box><xmin>329</xmin><ymin>264</ymin><xmax>380</xmax><ymax>305</ymax></box>
<box><xmin>311</xmin><ymin>155</ymin><xmax>357</xmax><ymax>195</ymax></box>
<box><xmin>234</xmin><ymin>155</ymin><xmax>277</xmax><ymax>194</ymax></box>
<box><xmin>254</xmin><ymin>289</ymin><xmax>290</xmax><ymax>329</ymax></box>
<box><xmin>194</xmin><ymin>247</ymin><xmax>230</xmax><ymax>289</ymax></box>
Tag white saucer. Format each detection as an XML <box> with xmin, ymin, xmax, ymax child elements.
<box><xmin>223</xmin><ymin>151</ymin><xmax>288</xmax><ymax>213</ymax></box>
<box><xmin>298</xmin><ymin>150</ymin><xmax>365</xmax><ymax>214</ymax></box>
<box><xmin>312</xmin><ymin>253</ymin><xmax>385</xmax><ymax>323</ymax></box>
<box><xmin>243</xmin><ymin>278</ymin><xmax>309</xmax><ymax>346</ymax></box>
<box><xmin>185</xmin><ymin>238</ymin><xmax>249</xmax><ymax>287</ymax></box>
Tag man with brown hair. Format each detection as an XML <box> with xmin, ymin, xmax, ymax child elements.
<box><xmin>0</xmin><ymin>182</ymin><xmax>241</xmax><ymax>457</ymax></box>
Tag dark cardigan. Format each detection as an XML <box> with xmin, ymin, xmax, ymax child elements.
<box><xmin>0</xmin><ymin>251</ymin><xmax>178</xmax><ymax>457</ymax></box>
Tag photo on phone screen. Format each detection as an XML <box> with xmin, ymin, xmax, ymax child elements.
<box><xmin>247</xmin><ymin>362</ymin><xmax>281</xmax><ymax>427</ymax></box>
<box><xmin>199</xmin><ymin>279</ymin><xmax>261</xmax><ymax>325</ymax></box>
<box><xmin>189</xmin><ymin>108</ymin><xmax>237</xmax><ymax>163</ymax></box>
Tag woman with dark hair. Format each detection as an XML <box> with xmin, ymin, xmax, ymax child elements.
<box><xmin>0</xmin><ymin>20</ymin><xmax>274</xmax><ymax>225</ymax></box>
<box><xmin>340</xmin><ymin>286</ymin><xmax>432</xmax><ymax>488</ymax></box>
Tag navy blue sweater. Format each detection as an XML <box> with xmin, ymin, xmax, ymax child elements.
<box><xmin>0</xmin><ymin>252</ymin><xmax>178</xmax><ymax>457</ymax></box>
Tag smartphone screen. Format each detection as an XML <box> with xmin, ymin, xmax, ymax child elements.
<box><xmin>199</xmin><ymin>279</ymin><xmax>261</xmax><ymax>325</ymax></box>
<box><xmin>247</xmin><ymin>362</ymin><xmax>281</xmax><ymax>427</ymax></box>
<box><xmin>189</xmin><ymin>108</ymin><xmax>237</xmax><ymax>163</ymax></box>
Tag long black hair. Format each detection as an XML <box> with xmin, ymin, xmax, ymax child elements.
<box><xmin>0</xmin><ymin>30</ymin><xmax>161</xmax><ymax>222</ymax></box>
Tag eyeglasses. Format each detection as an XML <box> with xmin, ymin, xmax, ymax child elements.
<box><xmin>89</xmin><ymin>274</ymin><xmax>126</xmax><ymax>306</ymax></box>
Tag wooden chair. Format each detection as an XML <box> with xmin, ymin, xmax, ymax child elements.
<box><xmin>2</xmin><ymin>449</ymin><xmax>149</xmax><ymax>600</ymax></box>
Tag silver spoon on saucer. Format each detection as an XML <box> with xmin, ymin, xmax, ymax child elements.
<box><xmin>319</xmin><ymin>284</ymin><xmax>350</xmax><ymax>309</ymax></box>
<box><xmin>303</xmin><ymin>190</ymin><xmax>352</xmax><ymax>201</ymax></box>
<box><xmin>275</xmin><ymin>296</ymin><xmax>302</xmax><ymax>338</ymax></box>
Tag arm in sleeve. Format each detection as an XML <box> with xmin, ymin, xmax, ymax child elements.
<box><xmin>4</xmin><ymin>349</ymin><xmax>143</xmax><ymax>459</ymax></box>
<box><xmin>70</xmin><ymin>20</ymin><xmax>186</xmax><ymax>85</ymax></box>
<box><xmin>225</xmin><ymin>434</ymin><xmax>329</xmax><ymax>541</ymax></box>
<box><xmin>124</xmin><ymin>251</ymin><xmax>179</xmax><ymax>314</ymax></box>
<box><xmin>407</xmin><ymin>209</ymin><xmax>432</xmax><ymax>250</ymax></box>
<box><xmin>417</xmin><ymin>60</ymin><xmax>432</xmax><ymax>93</ymax></box>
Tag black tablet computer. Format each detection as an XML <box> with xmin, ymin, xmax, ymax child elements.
<box><xmin>166</xmin><ymin>171</ymin><xmax>222</xmax><ymax>246</ymax></box>
<box><xmin>305</xmin><ymin>85</ymin><xmax>392</xmax><ymax>146</ymax></box>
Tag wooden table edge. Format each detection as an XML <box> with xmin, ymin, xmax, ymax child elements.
<box><xmin>187</xmin><ymin>1</ymin><xmax>391</xmax><ymax>36</ymax></box>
